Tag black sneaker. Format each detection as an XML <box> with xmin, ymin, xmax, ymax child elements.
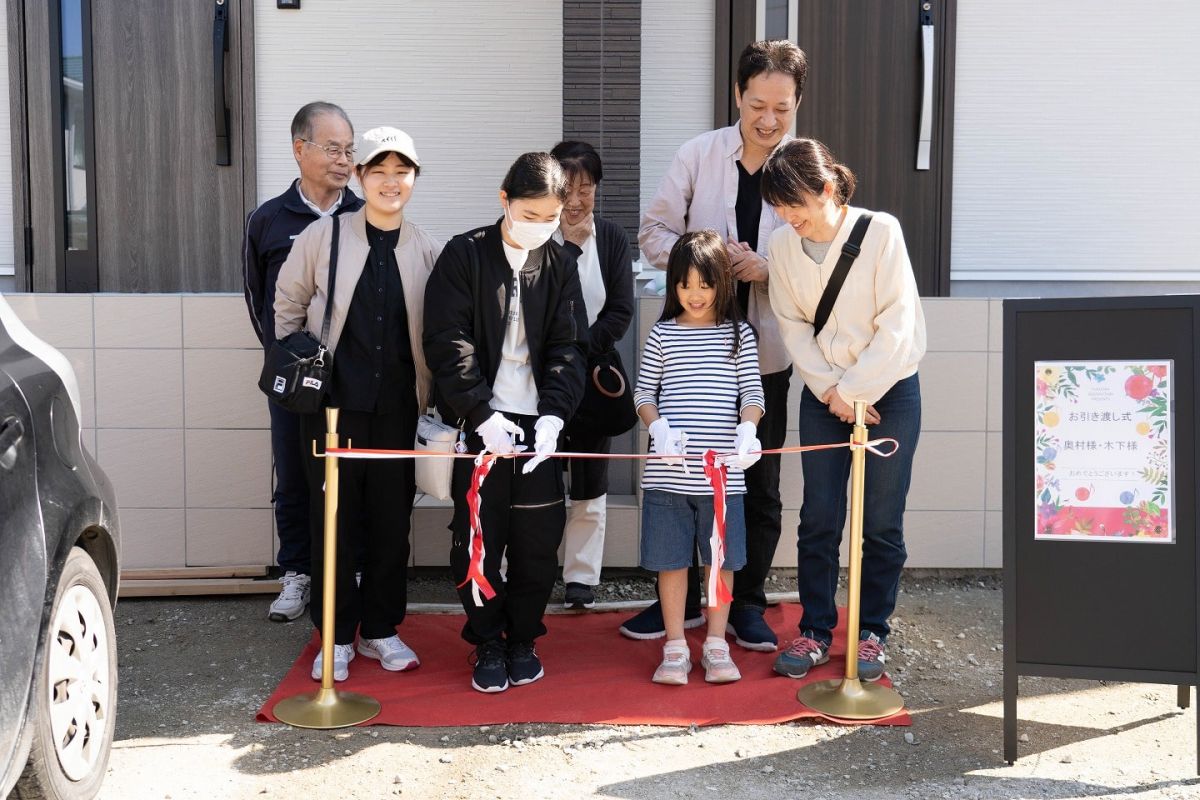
<box><xmin>470</xmin><ymin>640</ymin><xmax>509</xmax><ymax>693</ymax></box>
<box><xmin>726</xmin><ymin>606</ymin><xmax>779</xmax><ymax>652</ymax></box>
<box><xmin>857</xmin><ymin>631</ymin><xmax>887</xmax><ymax>682</ymax></box>
<box><xmin>506</xmin><ymin>640</ymin><xmax>545</xmax><ymax>686</ymax></box>
<box><xmin>563</xmin><ymin>582</ymin><xmax>596</xmax><ymax>610</ymax></box>
<box><xmin>618</xmin><ymin>601</ymin><xmax>706</xmax><ymax>640</ymax></box>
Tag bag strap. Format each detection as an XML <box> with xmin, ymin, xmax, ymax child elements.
<box><xmin>317</xmin><ymin>216</ymin><xmax>341</xmax><ymax>348</ymax></box>
<box><xmin>812</xmin><ymin>212</ymin><xmax>873</xmax><ymax>338</ymax></box>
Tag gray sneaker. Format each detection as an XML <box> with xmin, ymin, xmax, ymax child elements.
<box><xmin>358</xmin><ymin>635</ymin><xmax>420</xmax><ymax>672</ymax></box>
<box><xmin>268</xmin><ymin>571</ymin><xmax>310</xmax><ymax>622</ymax></box>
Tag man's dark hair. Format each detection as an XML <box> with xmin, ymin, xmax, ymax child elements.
<box><xmin>290</xmin><ymin>101</ymin><xmax>353</xmax><ymax>142</ymax></box>
<box><xmin>550</xmin><ymin>140</ymin><xmax>603</xmax><ymax>185</ymax></box>
<box><xmin>736</xmin><ymin>40</ymin><xmax>808</xmax><ymax>99</ymax></box>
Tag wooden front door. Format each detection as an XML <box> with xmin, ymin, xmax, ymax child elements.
<box><xmin>715</xmin><ymin>0</ymin><xmax>957</xmax><ymax>296</ymax></box>
<box><xmin>16</xmin><ymin>0</ymin><xmax>255</xmax><ymax>292</ymax></box>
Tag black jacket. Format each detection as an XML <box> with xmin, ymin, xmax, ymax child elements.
<box><xmin>559</xmin><ymin>215</ymin><xmax>635</xmax><ymax>354</ymax></box>
<box><xmin>423</xmin><ymin>222</ymin><xmax>588</xmax><ymax>429</ymax></box>
<box><xmin>241</xmin><ymin>180</ymin><xmax>363</xmax><ymax>344</ymax></box>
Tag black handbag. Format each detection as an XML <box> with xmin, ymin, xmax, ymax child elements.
<box><xmin>258</xmin><ymin>217</ymin><xmax>341</xmax><ymax>414</ymax></box>
<box><xmin>565</xmin><ymin>347</ymin><xmax>638</xmax><ymax>438</ymax></box>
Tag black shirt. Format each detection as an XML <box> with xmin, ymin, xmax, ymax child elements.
<box><xmin>734</xmin><ymin>161</ymin><xmax>763</xmax><ymax>315</ymax></box>
<box><xmin>329</xmin><ymin>222</ymin><xmax>416</xmax><ymax>414</ymax></box>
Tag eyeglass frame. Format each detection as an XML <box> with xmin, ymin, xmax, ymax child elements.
<box><xmin>298</xmin><ymin>139</ymin><xmax>356</xmax><ymax>161</ymax></box>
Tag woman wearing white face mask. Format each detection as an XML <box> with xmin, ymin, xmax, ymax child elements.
<box><xmin>423</xmin><ymin>152</ymin><xmax>588</xmax><ymax>694</ymax></box>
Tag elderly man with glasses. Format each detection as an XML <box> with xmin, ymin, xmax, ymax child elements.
<box><xmin>242</xmin><ymin>101</ymin><xmax>364</xmax><ymax>623</ymax></box>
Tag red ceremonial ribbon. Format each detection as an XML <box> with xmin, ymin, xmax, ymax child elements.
<box><xmin>702</xmin><ymin>450</ymin><xmax>734</xmax><ymax>609</ymax></box>
<box><xmin>456</xmin><ymin>455</ymin><xmax>498</xmax><ymax>606</ymax></box>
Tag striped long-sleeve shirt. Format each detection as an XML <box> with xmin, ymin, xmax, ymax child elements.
<box><xmin>634</xmin><ymin>319</ymin><xmax>765</xmax><ymax>494</ymax></box>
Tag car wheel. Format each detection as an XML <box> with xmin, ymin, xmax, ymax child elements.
<box><xmin>14</xmin><ymin>548</ymin><xmax>117</xmax><ymax>800</ymax></box>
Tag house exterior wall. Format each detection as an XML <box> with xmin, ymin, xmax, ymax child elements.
<box><xmin>0</xmin><ymin>5</ymin><xmax>13</xmax><ymax>278</ymax></box>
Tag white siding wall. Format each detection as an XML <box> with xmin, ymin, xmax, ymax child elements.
<box><xmin>254</xmin><ymin>2</ymin><xmax>562</xmax><ymax>244</ymax></box>
<box><xmin>951</xmin><ymin>0</ymin><xmax>1200</xmax><ymax>288</ymax></box>
<box><xmin>0</xmin><ymin>5</ymin><xmax>14</xmax><ymax>277</ymax></box>
<box><xmin>639</xmin><ymin>0</ymin><xmax>714</xmax><ymax>218</ymax></box>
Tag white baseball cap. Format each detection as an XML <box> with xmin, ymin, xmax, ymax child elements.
<box><xmin>355</xmin><ymin>126</ymin><xmax>420</xmax><ymax>168</ymax></box>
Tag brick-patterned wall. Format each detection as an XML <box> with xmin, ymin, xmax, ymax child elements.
<box><xmin>563</xmin><ymin>0</ymin><xmax>641</xmax><ymax>258</ymax></box>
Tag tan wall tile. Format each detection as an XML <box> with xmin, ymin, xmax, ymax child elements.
<box><xmin>986</xmin><ymin>431</ymin><xmax>1002</xmax><ymax>511</ymax></box>
<box><xmin>185</xmin><ymin>509</ymin><xmax>274</xmax><ymax>566</ymax></box>
<box><xmin>984</xmin><ymin>510</ymin><xmax>1003</xmax><ymax>568</ymax></box>
<box><xmin>923</xmin><ymin>298</ymin><xmax>990</xmax><ymax>352</ymax></box>
<box><xmin>184</xmin><ymin>429</ymin><xmax>271</xmax><ymax>508</ymax></box>
<box><xmin>412</xmin><ymin>507</ymin><xmax>452</xmax><ymax>567</ymax></box>
<box><xmin>182</xmin><ymin>295</ymin><xmax>262</xmax><ymax>349</ymax></box>
<box><xmin>95</xmin><ymin>349</ymin><xmax>183</xmax><ymax>428</ymax></box>
<box><xmin>919</xmin><ymin>352</ymin><xmax>989</xmax><ymax>431</ymax></box>
<box><xmin>988</xmin><ymin>299</ymin><xmax>1004</xmax><ymax>352</ymax></box>
<box><xmin>769</xmin><ymin>510</ymin><xmax>800</xmax><ymax>568</ymax></box>
<box><xmin>96</xmin><ymin>429</ymin><xmax>184</xmax><ymax>508</ymax></box>
<box><xmin>903</xmin><ymin>511</ymin><xmax>985</xmax><ymax>568</ymax></box>
<box><xmin>81</xmin><ymin>428</ymin><xmax>96</xmax><ymax>458</ymax></box>
<box><xmin>602</xmin><ymin>506</ymin><xmax>640</xmax><ymax>567</ymax></box>
<box><xmin>95</xmin><ymin>295</ymin><xmax>181</xmax><ymax>348</ymax></box>
<box><xmin>907</xmin><ymin>432</ymin><xmax>987</xmax><ymax>510</ymax></box>
<box><xmin>118</xmin><ymin>508</ymin><xmax>186</xmax><ymax>569</ymax></box>
<box><xmin>3</xmin><ymin>294</ymin><xmax>94</xmax><ymax>348</ymax></box>
<box><xmin>987</xmin><ymin>352</ymin><xmax>1003</xmax><ymax>432</ymax></box>
<box><xmin>184</xmin><ymin>349</ymin><xmax>269</xmax><ymax>429</ymax></box>
<box><xmin>59</xmin><ymin>348</ymin><xmax>96</xmax><ymax>429</ymax></box>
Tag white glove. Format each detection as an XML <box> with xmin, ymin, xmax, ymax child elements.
<box><xmin>522</xmin><ymin>415</ymin><xmax>564</xmax><ymax>474</ymax></box>
<box><xmin>476</xmin><ymin>412</ymin><xmax>524</xmax><ymax>455</ymax></box>
<box><xmin>649</xmin><ymin>417</ymin><xmax>686</xmax><ymax>466</ymax></box>
<box><xmin>731</xmin><ymin>421</ymin><xmax>762</xmax><ymax>470</ymax></box>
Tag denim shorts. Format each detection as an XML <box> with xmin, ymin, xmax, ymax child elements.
<box><xmin>639</xmin><ymin>490</ymin><xmax>747</xmax><ymax>571</ymax></box>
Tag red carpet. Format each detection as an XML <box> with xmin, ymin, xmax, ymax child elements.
<box><xmin>256</xmin><ymin>604</ymin><xmax>910</xmax><ymax>727</ymax></box>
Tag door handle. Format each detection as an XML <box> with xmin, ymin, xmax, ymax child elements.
<box><xmin>916</xmin><ymin>1</ymin><xmax>934</xmax><ymax>170</ymax></box>
<box><xmin>0</xmin><ymin>416</ymin><xmax>24</xmax><ymax>470</ymax></box>
<box><xmin>213</xmin><ymin>0</ymin><xmax>231</xmax><ymax>166</ymax></box>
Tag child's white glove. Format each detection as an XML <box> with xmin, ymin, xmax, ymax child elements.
<box><xmin>649</xmin><ymin>417</ymin><xmax>686</xmax><ymax>466</ymax></box>
<box><xmin>522</xmin><ymin>415</ymin><xmax>564</xmax><ymax>474</ymax></box>
<box><xmin>476</xmin><ymin>412</ymin><xmax>524</xmax><ymax>455</ymax></box>
<box><xmin>730</xmin><ymin>421</ymin><xmax>762</xmax><ymax>470</ymax></box>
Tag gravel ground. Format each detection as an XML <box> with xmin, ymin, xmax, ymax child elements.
<box><xmin>96</xmin><ymin>570</ymin><xmax>1200</xmax><ymax>800</ymax></box>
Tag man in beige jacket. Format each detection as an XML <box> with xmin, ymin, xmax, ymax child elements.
<box><xmin>624</xmin><ymin>40</ymin><xmax>808</xmax><ymax>651</ymax></box>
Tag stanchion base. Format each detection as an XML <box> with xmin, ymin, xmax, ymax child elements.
<box><xmin>797</xmin><ymin>677</ymin><xmax>905</xmax><ymax>720</ymax></box>
<box><xmin>273</xmin><ymin>687</ymin><xmax>382</xmax><ymax>729</ymax></box>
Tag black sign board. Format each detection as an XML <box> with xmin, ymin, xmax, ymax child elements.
<box><xmin>1003</xmin><ymin>296</ymin><xmax>1200</xmax><ymax>771</ymax></box>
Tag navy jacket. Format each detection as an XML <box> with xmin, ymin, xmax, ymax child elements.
<box><xmin>241</xmin><ymin>180</ymin><xmax>363</xmax><ymax>344</ymax></box>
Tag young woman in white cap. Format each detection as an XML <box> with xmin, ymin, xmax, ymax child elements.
<box><xmin>275</xmin><ymin>127</ymin><xmax>441</xmax><ymax>683</ymax></box>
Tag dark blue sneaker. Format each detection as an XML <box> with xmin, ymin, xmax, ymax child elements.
<box><xmin>506</xmin><ymin>640</ymin><xmax>545</xmax><ymax>686</ymax></box>
<box><xmin>773</xmin><ymin>633</ymin><xmax>830</xmax><ymax>678</ymax></box>
<box><xmin>618</xmin><ymin>601</ymin><xmax>706</xmax><ymax>640</ymax></box>
<box><xmin>470</xmin><ymin>640</ymin><xmax>508</xmax><ymax>693</ymax></box>
<box><xmin>726</xmin><ymin>606</ymin><xmax>778</xmax><ymax>652</ymax></box>
<box><xmin>857</xmin><ymin>631</ymin><xmax>887</xmax><ymax>682</ymax></box>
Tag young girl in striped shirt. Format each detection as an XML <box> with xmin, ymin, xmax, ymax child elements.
<box><xmin>634</xmin><ymin>230</ymin><xmax>765</xmax><ymax>685</ymax></box>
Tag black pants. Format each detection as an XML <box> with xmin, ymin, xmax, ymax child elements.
<box><xmin>678</xmin><ymin>367</ymin><xmax>790</xmax><ymax>611</ymax></box>
<box><xmin>301</xmin><ymin>409</ymin><xmax>416</xmax><ymax>644</ymax></box>
<box><xmin>269</xmin><ymin>401</ymin><xmax>310</xmax><ymax>574</ymax></box>
<box><xmin>450</xmin><ymin>414</ymin><xmax>565</xmax><ymax>645</ymax></box>
<box><xmin>564</xmin><ymin>428</ymin><xmax>610</xmax><ymax>501</ymax></box>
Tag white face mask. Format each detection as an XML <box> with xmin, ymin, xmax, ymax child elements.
<box><xmin>504</xmin><ymin>204</ymin><xmax>559</xmax><ymax>251</ymax></box>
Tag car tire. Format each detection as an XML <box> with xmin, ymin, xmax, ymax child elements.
<box><xmin>14</xmin><ymin>548</ymin><xmax>117</xmax><ymax>800</ymax></box>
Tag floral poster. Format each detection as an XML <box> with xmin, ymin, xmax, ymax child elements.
<box><xmin>1034</xmin><ymin>361</ymin><xmax>1173</xmax><ymax>542</ymax></box>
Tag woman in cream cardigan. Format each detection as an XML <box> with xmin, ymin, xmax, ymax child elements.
<box><xmin>760</xmin><ymin>137</ymin><xmax>926</xmax><ymax>685</ymax></box>
<box><xmin>275</xmin><ymin>127</ymin><xmax>440</xmax><ymax>683</ymax></box>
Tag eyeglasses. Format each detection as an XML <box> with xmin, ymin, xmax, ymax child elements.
<box><xmin>299</xmin><ymin>139</ymin><xmax>356</xmax><ymax>161</ymax></box>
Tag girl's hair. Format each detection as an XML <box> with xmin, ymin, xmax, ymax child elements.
<box><xmin>549</xmin><ymin>140</ymin><xmax>603</xmax><ymax>185</ymax></box>
<box><xmin>760</xmin><ymin>137</ymin><xmax>856</xmax><ymax>207</ymax></box>
<box><xmin>356</xmin><ymin>149</ymin><xmax>419</xmax><ymax>176</ymax></box>
<box><xmin>659</xmin><ymin>230</ymin><xmax>744</xmax><ymax>357</ymax></box>
<box><xmin>500</xmin><ymin>152</ymin><xmax>569</xmax><ymax>202</ymax></box>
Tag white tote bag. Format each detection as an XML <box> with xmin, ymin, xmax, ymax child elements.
<box><xmin>415</xmin><ymin>412</ymin><xmax>460</xmax><ymax>500</ymax></box>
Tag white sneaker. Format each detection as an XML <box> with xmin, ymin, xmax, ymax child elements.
<box><xmin>311</xmin><ymin>643</ymin><xmax>355</xmax><ymax>682</ymax></box>
<box><xmin>357</xmin><ymin>635</ymin><xmax>420</xmax><ymax>672</ymax></box>
<box><xmin>268</xmin><ymin>571</ymin><xmax>310</xmax><ymax>622</ymax></box>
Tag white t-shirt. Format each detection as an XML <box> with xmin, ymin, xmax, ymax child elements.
<box><xmin>490</xmin><ymin>241</ymin><xmax>540</xmax><ymax>416</ymax></box>
<box><xmin>553</xmin><ymin>224</ymin><xmax>605</xmax><ymax>328</ymax></box>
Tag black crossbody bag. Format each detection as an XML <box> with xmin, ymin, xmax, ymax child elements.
<box><xmin>812</xmin><ymin>212</ymin><xmax>873</xmax><ymax>337</ymax></box>
<box><xmin>258</xmin><ymin>218</ymin><xmax>341</xmax><ymax>414</ymax></box>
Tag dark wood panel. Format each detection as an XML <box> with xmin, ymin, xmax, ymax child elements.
<box><xmin>793</xmin><ymin>0</ymin><xmax>955</xmax><ymax>296</ymax></box>
<box><xmin>22</xmin><ymin>0</ymin><xmax>58</xmax><ymax>291</ymax></box>
<box><xmin>6</xmin><ymin>0</ymin><xmax>27</xmax><ymax>289</ymax></box>
<box><xmin>92</xmin><ymin>0</ymin><xmax>245</xmax><ymax>291</ymax></box>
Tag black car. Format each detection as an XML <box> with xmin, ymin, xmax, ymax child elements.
<box><xmin>0</xmin><ymin>295</ymin><xmax>120</xmax><ymax>800</ymax></box>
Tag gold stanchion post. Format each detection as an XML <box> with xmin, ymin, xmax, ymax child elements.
<box><xmin>796</xmin><ymin>400</ymin><xmax>905</xmax><ymax>720</ymax></box>
<box><xmin>273</xmin><ymin>408</ymin><xmax>381</xmax><ymax>728</ymax></box>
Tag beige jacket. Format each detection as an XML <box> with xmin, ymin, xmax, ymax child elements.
<box><xmin>767</xmin><ymin>208</ymin><xmax>926</xmax><ymax>405</ymax></box>
<box><xmin>639</xmin><ymin>124</ymin><xmax>792</xmax><ymax>374</ymax></box>
<box><xmin>274</xmin><ymin>208</ymin><xmax>442</xmax><ymax>411</ymax></box>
